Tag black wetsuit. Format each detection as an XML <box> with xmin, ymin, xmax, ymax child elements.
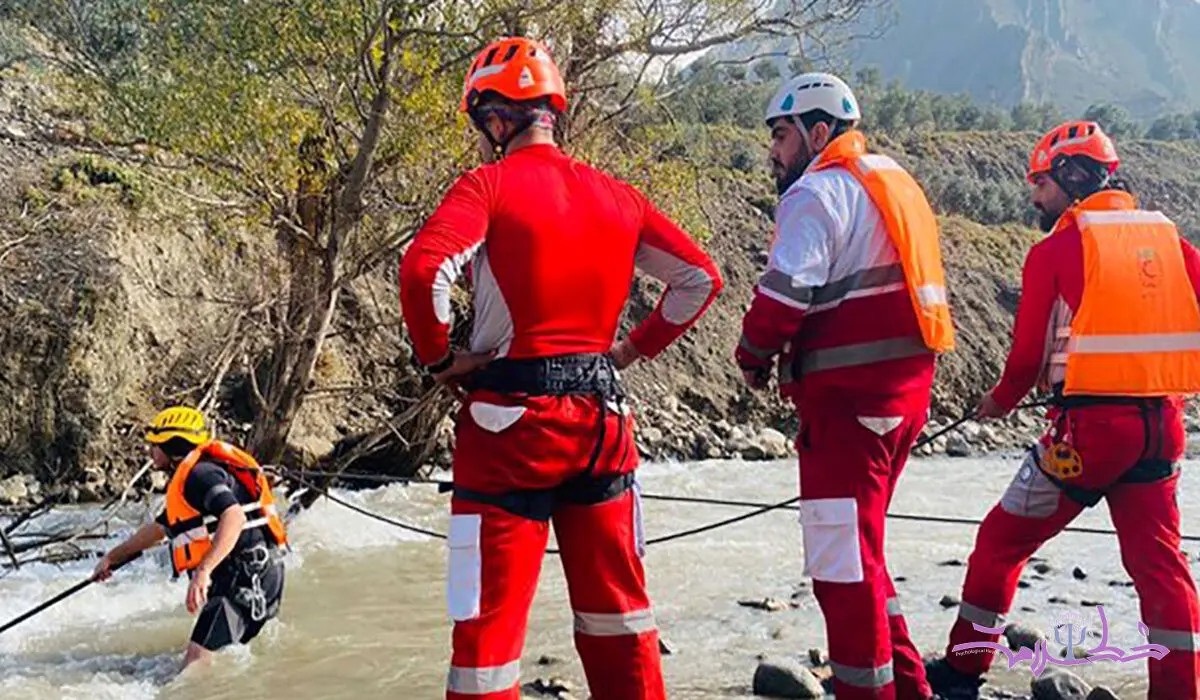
<box><xmin>157</xmin><ymin>461</ymin><xmax>285</xmax><ymax>651</ymax></box>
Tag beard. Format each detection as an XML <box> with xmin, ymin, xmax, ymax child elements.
<box><xmin>1036</xmin><ymin>205</ymin><xmax>1060</xmax><ymax>232</ymax></box>
<box><xmin>772</xmin><ymin>148</ymin><xmax>812</xmax><ymax>196</ymax></box>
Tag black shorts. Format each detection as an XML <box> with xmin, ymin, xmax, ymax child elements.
<box><xmin>190</xmin><ymin>558</ymin><xmax>285</xmax><ymax>652</ymax></box>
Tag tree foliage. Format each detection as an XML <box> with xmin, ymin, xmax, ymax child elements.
<box><xmin>2</xmin><ymin>0</ymin><xmax>890</xmax><ymax>469</ymax></box>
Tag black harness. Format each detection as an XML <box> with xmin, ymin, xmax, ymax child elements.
<box><xmin>447</xmin><ymin>353</ymin><xmax>635</xmax><ymax>521</ymax></box>
<box><xmin>1041</xmin><ymin>386</ymin><xmax>1180</xmax><ymax>507</ymax></box>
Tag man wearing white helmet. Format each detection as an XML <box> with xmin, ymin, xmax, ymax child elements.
<box><xmin>735</xmin><ymin>73</ymin><xmax>956</xmax><ymax>700</ymax></box>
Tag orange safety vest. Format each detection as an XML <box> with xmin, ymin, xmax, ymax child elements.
<box><xmin>1050</xmin><ymin>190</ymin><xmax>1200</xmax><ymax>396</ymax></box>
<box><xmin>808</xmin><ymin>131</ymin><xmax>956</xmax><ymax>353</ymax></box>
<box><xmin>163</xmin><ymin>440</ymin><xmax>288</xmax><ymax>577</ymax></box>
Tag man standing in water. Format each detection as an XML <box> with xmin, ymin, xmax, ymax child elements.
<box><xmin>400</xmin><ymin>36</ymin><xmax>722</xmax><ymax>700</ymax></box>
<box><xmin>734</xmin><ymin>72</ymin><xmax>955</xmax><ymax>700</ymax></box>
<box><xmin>94</xmin><ymin>406</ymin><xmax>288</xmax><ymax>670</ymax></box>
<box><xmin>927</xmin><ymin>122</ymin><xmax>1200</xmax><ymax>700</ymax></box>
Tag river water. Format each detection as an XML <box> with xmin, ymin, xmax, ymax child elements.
<box><xmin>1</xmin><ymin>453</ymin><xmax>1197</xmax><ymax>699</ymax></box>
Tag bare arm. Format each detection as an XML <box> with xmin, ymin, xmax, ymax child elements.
<box><xmin>197</xmin><ymin>505</ymin><xmax>246</xmax><ymax>576</ymax></box>
<box><xmin>93</xmin><ymin>520</ymin><xmax>165</xmax><ymax>581</ymax></box>
<box><xmin>186</xmin><ymin>504</ymin><xmax>247</xmax><ymax>614</ymax></box>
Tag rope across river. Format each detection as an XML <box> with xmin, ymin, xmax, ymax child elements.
<box><xmin>278</xmin><ymin>468</ymin><xmax>1200</xmax><ymax>546</ymax></box>
<box><xmin>272</xmin><ymin>400</ymin><xmax>1200</xmax><ymax>547</ymax></box>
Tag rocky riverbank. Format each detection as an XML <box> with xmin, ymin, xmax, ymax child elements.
<box><xmin>6</xmin><ymin>93</ymin><xmax>1200</xmax><ymax>504</ymax></box>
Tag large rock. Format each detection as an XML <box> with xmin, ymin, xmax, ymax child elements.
<box><xmin>752</xmin><ymin>657</ymin><xmax>825</xmax><ymax>698</ymax></box>
<box><xmin>946</xmin><ymin>435</ymin><xmax>971</xmax><ymax>457</ymax></box>
<box><xmin>0</xmin><ymin>474</ymin><xmax>29</xmax><ymax>505</ymax></box>
<box><xmin>1031</xmin><ymin>669</ymin><xmax>1091</xmax><ymax>700</ymax></box>
<box><xmin>1087</xmin><ymin>688</ymin><xmax>1120</xmax><ymax>700</ymax></box>
<box><xmin>1005</xmin><ymin>623</ymin><xmax>1048</xmax><ymax>651</ymax></box>
<box><xmin>752</xmin><ymin>428</ymin><xmax>791</xmax><ymax>459</ymax></box>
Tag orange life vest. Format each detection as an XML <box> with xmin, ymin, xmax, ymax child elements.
<box><xmin>1050</xmin><ymin>190</ymin><xmax>1200</xmax><ymax>397</ymax></box>
<box><xmin>163</xmin><ymin>440</ymin><xmax>288</xmax><ymax>576</ymax></box>
<box><xmin>808</xmin><ymin>131</ymin><xmax>956</xmax><ymax>353</ymax></box>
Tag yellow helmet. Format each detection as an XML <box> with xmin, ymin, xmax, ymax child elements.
<box><xmin>145</xmin><ymin>406</ymin><xmax>210</xmax><ymax>445</ymax></box>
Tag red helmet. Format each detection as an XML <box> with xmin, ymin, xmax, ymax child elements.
<box><xmin>460</xmin><ymin>37</ymin><xmax>567</xmax><ymax>114</ymax></box>
<box><xmin>1027</xmin><ymin>121</ymin><xmax>1119</xmax><ymax>184</ymax></box>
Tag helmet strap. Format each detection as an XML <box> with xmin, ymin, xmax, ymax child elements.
<box><xmin>1050</xmin><ymin>156</ymin><xmax>1111</xmax><ymax>203</ymax></box>
<box><xmin>789</xmin><ymin>116</ymin><xmax>819</xmax><ymax>170</ymax></box>
<box><xmin>470</xmin><ymin>105</ymin><xmax>545</xmax><ymax>160</ymax></box>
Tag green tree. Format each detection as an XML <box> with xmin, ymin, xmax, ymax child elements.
<box><xmin>10</xmin><ymin>0</ymin><xmax>892</xmax><ymax>468</ymax></box>
<box><xmin>753</xmin><ymin>60</ymin><xmax>781</xmax><ymax>81</ymax></box>
<box><xmin>1147</xmin><ymin>113</ymin><xmax>1198</xmax><ymax>141</ymax></box>
<box><xmin>1082</xmin><ymin>102</ymin><xmax>1141</xmax><ymax>139</ymax></box>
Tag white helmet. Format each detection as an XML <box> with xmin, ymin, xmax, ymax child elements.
<box><xmin>765</xmin><ymin>72</ymin><xmax>861</xmax><ymax>126</ymax></box>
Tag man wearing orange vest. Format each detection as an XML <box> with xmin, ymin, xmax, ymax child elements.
<box><xmin>735</xmin><ymin>72</ymin><xmax>955</xmax><ymax>700</ymax></box>
<box><xmin>94</xmin><ymin>406</ymin><xmax>289</xmax><ymax>670</ymax></box>
<box><xmin>927</xmin><ymin>122</ymin><xmax>1200</xmax><ymax>700</ymax></box>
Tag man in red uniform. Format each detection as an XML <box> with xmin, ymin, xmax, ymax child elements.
<box><xmin>736</xmin><ymin>72</ymin><xmax>955</xmax><ymax>700</ymax></box>
<box><xmin>928</xmin><ymin>121</ymin><xmax>1200</xmax><ymax>700</ymax></box>
<box><xmin>399</xmin><ymin>36</ymin><xmax>722</xmax><ymax>700</ymax></box>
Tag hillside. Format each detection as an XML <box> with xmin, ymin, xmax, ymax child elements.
<box><xmin>7</xmin><ymin>117</ymin><xmax>1200</xmax><ymax>501</ymax></box>
<box><xmin>854</xmin><ymin>0</ymin><xmax>1200</xmax><ymax>119</ymax></box>
<box><xmin>727</xmin><ymin>0</ymin><xmax>1200</xmax><ymax>121</ymax></box>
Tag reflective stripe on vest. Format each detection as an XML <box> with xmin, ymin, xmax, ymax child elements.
<box><xmin>167</xmin><ymin>503</ymin><xmax>275</xmax><ymax>550</ymax></box>
<box><xmin>164</xmin><ymin>440</ymin><xmax>288</xmax><ymax>576</ymax></box>
<box><xmin>1055</xmin><ymin>191</ymin><xmax>1200</xmax><ymax>396</ymax></box>
<box><xmin>808</xmin><ymin>132</ymin><xmax>955</xmax><ymax>354</ymax></box>
<box><xmin>798</xmin><ymin>336</ymin><xmax>931</xmax><ymax>375</ymax></box>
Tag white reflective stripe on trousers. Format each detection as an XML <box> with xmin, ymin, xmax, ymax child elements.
<box><xmin>574</xmin><ymin>608</ymin><xmax>657</xmax><ymax>636</ymax></box>
<box><xmin>1148</xmin><ymin>627</ymin><xmax>1200</xmax><ymax>651</ymax></box>
<box><xmin>886</xmin><ymin>597</ymin><xmax>902</xmax><ymax>617</ymax></box>
<box><xmin>830</xmin><ymin>660</ymin><xmax>895</xmax><ymax>689</ymax></box>
<box><xmin>958</xmin><ymin>601</ymin><xmax>1005</xmax><ymax>628</ymax></box>
<box><xmin>447</xmin><ymin>660</ymin><xmax>521</xmax><ymax>695</ymax></box>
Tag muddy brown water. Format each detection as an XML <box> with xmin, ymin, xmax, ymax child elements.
<box><xmin>2</xmin><ymin>454</ymin><xmax>1196</xmax><ymax>699</ymax></box>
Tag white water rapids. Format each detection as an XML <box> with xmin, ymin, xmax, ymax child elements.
<box><xmin>1</xmin><ymin>454</ymin><xmax>1197</xmax><ymax>699</ymax></box>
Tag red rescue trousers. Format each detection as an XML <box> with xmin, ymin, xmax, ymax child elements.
<box><xmin>945</xmin><ymin>402</ymin><xmax>1200</xmax><ymax>700</ymax></box>
<box><xmin>444</xmin><ymin>390</ymin><xmax>664</xmax><ymax>700</ymax></box>
<box><xmin>797</xmin><ymin>402</ymin><xmax>933</xmax><ymax>700</ymax></box>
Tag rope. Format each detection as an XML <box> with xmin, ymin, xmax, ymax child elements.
<box><xmin>636</xmin><ymin>492</ymin><xmax>1200</xmax><ymax>542</ymax></box>
<box><xmin>271</xmin><ymin>400</ymin><xmax>1069</xmax><ymax>549</ymax></box>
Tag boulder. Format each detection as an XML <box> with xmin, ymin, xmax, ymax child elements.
<box><xmin>0</xmin><ymin>474</ymin><xmax>29</xmax><ymax>505</ymax></box>
<box><xmin>1005</xmin><ymin>623</ymin><xmax>1048</xmax><ymax>652</ymax></box>
<box><xmin>149</xmin><ymin>470</ymin><xmax>169</xmax><ymax>491</ymax></box>
<box><xmin>1072</xmin><ymin>566</ymin><xmax>1087</xmax><ymax>580</ymax></box>
<box><xmin>756</xmin><ymin>428</ymin><xmax>791</xmax><ymax>458</ymax></box>
<box><xmin>1031</xmin><ymin>668</ymin><xmax>1091</xmax><ymax>700</ymax></box>
<box><xmin>946</xmin><ymin>435</ymin><xmax>971</xmax><ymax>457</ymax></box>
<box><xmin>1087</xmin><ymin>688</ymin><xmax>1121</xmax><ymax>700</ymax></box>
<box><xmin>752</xmin><ymin>657</ymin><xmax>825</xmax><ymax>698</ymax></box>
<box><xmin>939</xmin><ymin>595</ymin><xmax>961</xmax><ymax>609</ymax></box>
